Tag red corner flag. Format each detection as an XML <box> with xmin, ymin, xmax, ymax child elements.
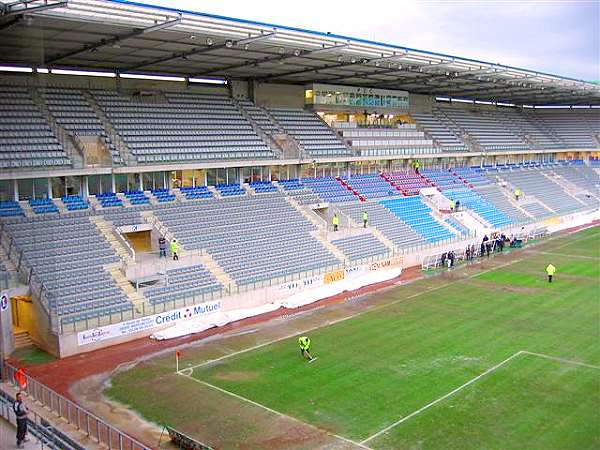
<box><xmin>15</xmin><ymin>368</ymin><xmax>27</xmax><ymax>390</ymax></box>
<box><xmin>175</xmin><ymin>351</ymin><xmax>181</xmax><ymax>373</ymax></box>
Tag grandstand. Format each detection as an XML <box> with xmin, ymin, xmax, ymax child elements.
<box><xmin>0</xmin><ymin>0</ymin><xmax>598</xmax><ymax>448</ymax></box>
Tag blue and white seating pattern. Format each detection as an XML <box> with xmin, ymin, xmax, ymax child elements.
<box><xmin>143</xmin><ymin>265</ymin><xmax>223</xmax><ymax>305</ymax></box>
<box><xmin>331</xmin><ymin>234</ymin><xmax>390</xmax><ymax>261</ymax></box>
<box><xmin>380</xmin><ymin>196</ymin><xmax>455</xmax><ymax>243</ymax></box>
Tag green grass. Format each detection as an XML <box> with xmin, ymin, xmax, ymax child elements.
<box><xmin>107</xmin><ymin>226</ymin><xmax>600</xmax><ymax>449</ymax></box>
<box><xmin>11</xmin><ymin>346</ymin><xmax>57</xmax><ymax>366</ymax></box>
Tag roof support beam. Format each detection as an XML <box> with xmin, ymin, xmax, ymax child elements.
<box><xmin>194</xmin><ymin>43</ymin><xmax>349</xmax><ymax>77</ymax></box>
<box><xmin>251</xmin><ymin>50</ymin><xmax>405</xmax><ymax>81</ymax></box>
<box><xmin>44</xmin><ymin>14</ymin><xmax>182</xmax><ymax>65</ymax></box>
<box><xmin>1</xmin><ymin>0</ymin><xmax>67</xmax><ymax>18</ymax></box>
<box><xmin>124</xmin><ymin>32</ymin><xmax>275</xmax><ymax>72</ymax></box>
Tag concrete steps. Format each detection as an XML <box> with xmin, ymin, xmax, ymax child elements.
<box><xmin>199</xmin><ymin>251</ymin><xmax>237</xmax><ymax>292</ymax></box>
<box><xmin>13</xmin><ymin>329</ymin><xmax>34</xmax><ymax>349</ymax></box>
<box><xmin>105</xmin><ymin>263</ymin><xmax>146</xmax><ymax>307</ymax></box>
<box><xmin>89</xmin><ymin>216</ymin><xmax>133</xmax><ymax>263</ymax></box>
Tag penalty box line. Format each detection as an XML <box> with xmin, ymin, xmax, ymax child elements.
<box><xmin>361</xmin><ymin>350</ymin><xmax>600</xmax><ymax>445</ymax></box>
<box><xmin>178</xmin><ymin>372</ymin><xmax>374</xmax><ymax>450</ymax></box>
<box><xmin>180</xmin><ymin>257</ymin><xmax>523</xmax><ymax>375</ymax></box>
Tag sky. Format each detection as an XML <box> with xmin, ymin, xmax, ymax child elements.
<box><xmin>140</xmin><ymin>0</ymin><xmax>599</xmax><ymax>81</ymax></box>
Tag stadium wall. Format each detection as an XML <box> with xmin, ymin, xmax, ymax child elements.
<box><xmin>253</xmin><ymin>81</ymin><xmax>305</xmax><ymax>108</ymax></box>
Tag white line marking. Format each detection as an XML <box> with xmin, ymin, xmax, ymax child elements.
<box><xmin>184</xmin><ymin>257</ymin><xmax>524</xmax><ymax>373</ymax></box>
<box><xmin>179</xmin><ymin>373</ymin><xmax>373</xmax><ymax>450</ymax></box>
<box><xmin>522</xmin><ymin>351</ymin><xmax>600</xmax><ymax>370</ymax></box>
<box><xmin>527</xmin><ymin>250</ymin><xmax>599</xmax><ymax>260</ymax></box>
<box><xmin>361</xmin><ymin>349</ymin><xmax>600</xmax><ymax>444</ymax></box>
<box><xmin>360</xmin><ymin>351</ymin><xmax>525</xmax><ymax>444</ymax></box>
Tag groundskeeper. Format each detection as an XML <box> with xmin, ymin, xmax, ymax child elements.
<box><xmin>298</xmin><ymin>336</ymin><xmax>314</xmax><ymax>361</ymax></box>
<box><xmin>546</xmin><ymin>263</ymin><xmax>556</xmax><ymax>283</ymax></box>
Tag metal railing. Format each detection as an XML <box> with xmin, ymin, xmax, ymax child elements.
<box><xmin>3</xmin><ymin>362</ymin><xmax>151</xmax><ymax>450</ymax></box>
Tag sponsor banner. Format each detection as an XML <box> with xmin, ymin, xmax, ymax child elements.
<box><xmin>278</xmin><ymin>274</ymin><xmax>323</xmax><ymax>295</ymax></box>
<box><xmin>77</xmin><ymin>299</ymin><xmax>221</xmax><ymax>346</ymax></box>
<box><xmin>117</xmin><ymin>224</ymin><xmax>152</xmax><ymax>233</ymax></box>
<box><xmin>345</xmin><ymin>265</ymin><xmax>368</xmax><ymax>278</ymax></box>
<box><xmin>369</xmin><ymin>256</ymin><xmax>404</xmax><ymax>272</ymax></box>
<box><xmin>0</xmin><ymin>291</ymin><xmax>8</xmax><ymax>312</ymax></box>
<box><xmin>324</xmin><ymin>269</ymin><xmax>345</xmax><ymax>285</ymax></box>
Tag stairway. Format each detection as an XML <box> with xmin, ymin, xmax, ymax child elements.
<box><xmin>83</xmin><ymin>91</ymin><xmax>137</xmax><ymax>165</ymax></box>
<box><xmin>30</xmin><ymin>89</ymin><xmax>85</xmax><ymax>168</ymax></box>
<box><xmin>199</xmin><ymin>251</ymin><xmax>237</xmax><ymax>292</ymax></box>
<box><xmin>13</xmin><ymin>329</ymin><xmax>34</xmax><ymax>349</ymax></box>
<box><xmin>105</xmin><ymin>263</ymin><xmax>146</xmax><ymax>310</ymax></box>
<box><xmin>89</xmin><ymin>216</ymin><xmax>133</xmax><ymax>263</ymax></box>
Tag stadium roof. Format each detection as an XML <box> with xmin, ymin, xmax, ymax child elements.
<box><xmin>1</xmin><ymin>0</ymin><xmax>599</xmax><ymax>106</ymax></box>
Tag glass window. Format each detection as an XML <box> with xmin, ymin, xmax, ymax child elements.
<box><xmin>51</xmin><ymin>177</ymin><xmax>65</xmax><ymax>199</ymax></box>
<box><xmin>193</xmin><ymin>169</ymin><xmax>205</xmax><ymax>187</ymax></box>
<box><xmin>33</xmin><ymin>178</ymin><xmax>49</xmax><ymax>199</ymax></box>
<box><xmin>65</xmin><ymin>176</ymin><xmax>81</xmax><ymax>197</ymax></box>
<box><xmin>0</xmin><ymin>180</ymin><xmax>15</xmax><ymax>202</ymax></box>
<box><xmin>18</xmin><ymin>179</ymin><xmax>33</xmax><ymax>201</ymax></box>
<box><xmin>181</xmin><ymin>170</ymin><xmax>194</xmax><ymax>188</ymax></box>
<box><xmin>114</xmin><ymin>174</ymin><xmax>128</xmax><ymax>193</ymax></box>
<box><xmin>226</xmin><ymin>168</ymin><xmax>239</xmax><ymax>184</ymax></box>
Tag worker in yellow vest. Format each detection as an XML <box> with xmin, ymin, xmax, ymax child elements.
<box><xmin>450</xmin><ymin>200</ymin><xmax>455</xmax><ymax>212</ymax></box>
<box><xmin>546</xmin><ymin>264</ymin><xmax>556</xmax><ymax>283</ymax></box>
<box><xmin>514</xmin><ymin>187</ymin><xmax>521</xmax><ymax>201</ymax></box>
<box><xmin>170</xmin><ymin>239</ymin><xmax>179</xmax><ymax>261</ymax></box>
<box><xmin>332</xmin><ymin>214</ymin><xmax>339</xmax><ymax>232</ymax></box>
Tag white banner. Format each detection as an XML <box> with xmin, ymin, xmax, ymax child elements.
<box><xmin>77</xmin><ymin>299</ymin><xmax>222</xmax><ymax>346</ymax></box>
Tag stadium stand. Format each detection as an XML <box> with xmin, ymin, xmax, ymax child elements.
<box><xmin>152</xmin><ymin>192</ymin><xmax>341</xmax><ymax>285</ymax></box>
<box><xmin>339</xmin><ymin>202</ymin><xmax>425</xmax><ymax>248</ymax></box>
<box><xmin>0</xmin><ymin>86</ymin><xmax>71</xmax><ymax>168</ymax></box>
<box><xmin>2</xmin><ymin>214</ymin><xmax>131</xmax><ymax>323</ymax></box>
<box><xmin>380</xmin><ymin>196</ymin><xmax>455</xmax><ymax>242</ymax></box>
<box><xmin>443</xmin><ymin>187</ymin><xmax>513</xmax><ymax>228</ymax></box>
<box><xmin>441</xmin><ymin>107</ymin><xmax>529</xmax><ymax>151</ymax></box>
<box><xmin>344</xmin><ymin>173</ymin><xmax>400</xmax><ymax>199</ymax></box>
<box><xmin>92</xmin><ymin>90</ymin><xmax>274</xmax><ymax>163</ymax></box>
<box><xmin>40</xmin><ymin>87</ymin><xmax>123</xmax><ymax>164</ymax></box>
<box><xmin>411</xmin><ymin>110</ymin><xmax>468</xmax><ymax>152</ymax></box>
<box><xmin>331</xmin><ymin>234</ymin><xmax>390</xmax><ymax>261</ymax></box>
<box><xmin>268</xmin><ymin>108</ymin><xmax>352</xmax><ymax>157</ymax></box>
<box><xmin>526</xmin><ymin>111</ymin><xmax>597</xmax><ymax>148</ymax></box>
<box><xmin>382</xmin><ymin>171</ymin><xmax>433</xmax><ymax>195</ymax></box>
<box><xmin>334</xmin><ymin>122</ymin><xmax>439</xmax><ymax>156</ymax></box>
<box><xmin>492</xmin><ymin>166</ymin><xmax>586</xmax><ymax>214</ymax></box>
<box><xmin>302</xmin><ymin>177</ymin><xmax>358</xmax><ymax>202</ymax></box>
<box><xmin>143</xmin><ymin>265</ymin><xmax>223</xmax><ymax>305</ymax></box>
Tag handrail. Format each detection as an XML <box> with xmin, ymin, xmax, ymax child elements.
<box><xmin>3</xmin><ymin>362</ymin><xmax>151</xmax><ymax>450</ymax></box>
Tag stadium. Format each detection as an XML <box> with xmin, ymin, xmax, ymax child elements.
<box><xmin>0</xmin><ymin>0</ymin><xmax>598</xmax><ymax>448</ymax></box>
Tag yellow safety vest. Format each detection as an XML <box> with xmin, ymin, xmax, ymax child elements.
<box><xmin>170</xmin><ymin>241</ymin><xmax>178</xmax><ymax>253</ymax></box>
<box><xmin>332</xmin><ymin>216</ymin><xmax>339</xmax><ymax>226</ymax></box>
<box><xmin>546</xmin><ymin>264</ymin><xmax>556</xmax><ymax>276</ymax></box>
<box><xmin>363</xmin><ymin>212</ymin><xmax>368</xmax><ymax>221</ymax></box>
<box><xmin>298</xmin><ymin>336</ymin><xmax>310</xmax><ymax>350</ymax></box>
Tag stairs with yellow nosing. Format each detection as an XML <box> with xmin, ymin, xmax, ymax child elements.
<box><xmin>89</xmin><ymin>215</ymin><xmax>133</xmax><ymax>263</ymax></box>
<box><xmin>199</xmin><ymin>251</ymin><xmax>237</xmax><ymax>292</ymax></box>
<box><xmin>105</xmin><ymin>263</ymin><xmax>147</xmax><ymax>310</ymax></box>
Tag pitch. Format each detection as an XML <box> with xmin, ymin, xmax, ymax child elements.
<box><xmin>107</xmin><ymin>226</ymin><xmax>600</xmax><ymax>450</ymax></box>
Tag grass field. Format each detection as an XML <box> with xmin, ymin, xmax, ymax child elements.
<box><xmin>106</xmin><ymin>226</ymin><xmax>600</xmax><ymax>450</ymax></box>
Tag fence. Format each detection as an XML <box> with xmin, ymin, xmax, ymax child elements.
<box><xmin>3</xmin><ymin>362</ymin><xmax>151</xmax><ymax>450</ymax></box>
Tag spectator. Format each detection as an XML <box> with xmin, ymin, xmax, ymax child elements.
<box><xmin>470</xmin><ymin>244</ymin><xmax>476</xmax><ymax>260</ymax></box>
<box><xmin>13</xmin><ymin>392</ymin><xmax>29</xmax><ymax>448</ymax></box>
<box><xmin>363</xmin><ymin>210</ymin><xmax>368</xmax><ymax>228</ymax></box>
<box><xmin>455</xmin><ymin>200</ymin><xmax>460</xmax><ymax>212</ymax></box>
<box><xmin>441</xmin><ymin>252</ymin><xmax>447</xmax><ymax>267</ymax></box>
<box><xmin>449</xmin><ymin>251</ymin><xmax>456</xmax><ymax>267</ymax></box>
<box><xmin>170</xmin><ymin>239</ymin><xmax>179</xmax><ymax>261</ymax></box>
<box><xmin>158</xmin><ymin>236</ymin><xmax>167</xmax><ymax>258</ymax></box>
<box><xmin>465</xmin><ymin>245</ymin><xmax>470</xmax><ymax>261</ymax></box>
<box><xmin>486</xmin><ymin>242</ymin><xmax>491</xmax><ymax>258</ymax></box>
